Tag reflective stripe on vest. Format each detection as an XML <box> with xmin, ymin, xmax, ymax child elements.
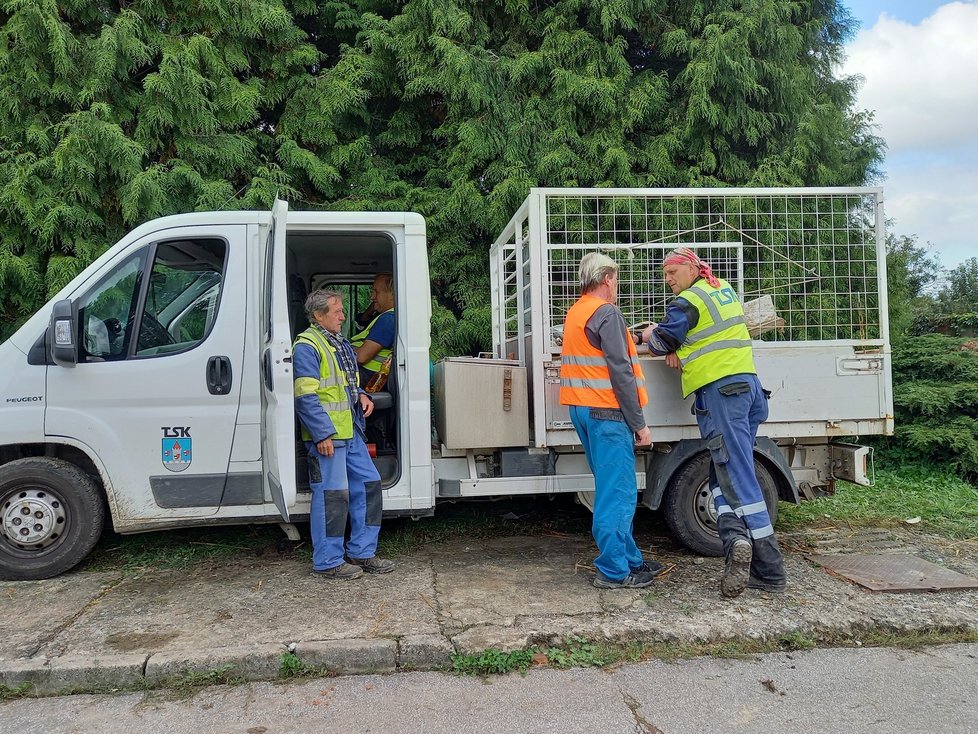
<box><xmin>559</xmin><ymin>294</ymin><xmax>648</xmax><ymax>408</ymax></box>
<box><xmin>350</xmin><ymin>308</ymin><xmax>394</xmax><ymax>373</ymax></box>
<box><xmin>675</xmin><ymin>278</ymin><xmax>756</xmax><ymax>398</ymax></box>
<box><xmin>292</xmin><ymin>327</ymin><xmax>354</xmax><ymax>440</ymax></box>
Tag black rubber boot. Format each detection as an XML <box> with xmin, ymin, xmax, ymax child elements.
<box><xmin>748</xmin><ymin>535</ymin><xmax>787</xmax><ymax>592</ymax></box>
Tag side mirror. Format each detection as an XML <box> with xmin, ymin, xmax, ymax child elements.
<box><xmin>50</xmin><ymin>299</ymin><xmax>79</xmax><ymax>367</ymax></box>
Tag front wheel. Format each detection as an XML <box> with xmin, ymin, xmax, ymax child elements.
<box><xmin>662</xmin><ymin>452</ymin><xmax>779</xmax><ymax>557</ymax></box>
<box><xmin>0</xmin><ymin>458</ymin><xmax>105</xmax><ymax>580</ymax></box>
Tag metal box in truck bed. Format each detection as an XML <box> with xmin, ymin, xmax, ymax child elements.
<box><xmin>434</xmin><ymin>357</ymin><xmax>529</xmax><ymax>449</ymax></box>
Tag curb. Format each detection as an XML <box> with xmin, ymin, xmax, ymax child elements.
<box><xmin>4</xmin><ymin>617</ymin><xmax>977</xmax><ymax>698</ymax></box>
<box><xmin>0</xmin><ymin>637</ymin><xmax>455</xmax><ymax>697</ymax></box>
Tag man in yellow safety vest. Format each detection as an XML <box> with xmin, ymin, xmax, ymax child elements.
<box><xmin>351</xmin><ymin>273</ymin><xmax>395</xmax><ymax>387</ymax></box>
<box><xmin>641</xmin><ymin>248</ymin><xmax>786</xmax><ymax>598</ymax></box>
<box><xmin>293</xmin><ymin>289</ymin><xmax>394</xmax><ymax>580</ymax></box>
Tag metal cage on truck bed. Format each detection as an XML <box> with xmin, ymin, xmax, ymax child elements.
<box><xmin>489</xmin><ymin>187</ymin><xmax>892</xmax><ymax>449</ymax></box>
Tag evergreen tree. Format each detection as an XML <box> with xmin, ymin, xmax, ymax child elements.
<box><xmin>885</xmin><ymin>232</ymin><xmax>939</xmax><ymax>339</ymax></box>
<box><xmin>0</xmin><ymin>0</ymin><xmax>883</xmax><ymax>353</ymax></box>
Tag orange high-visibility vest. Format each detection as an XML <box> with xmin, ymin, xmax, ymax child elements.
<box><xmin>559</xmin><ymin>294</ymin><xmax>648</xmax><ymax>408</ymax></box>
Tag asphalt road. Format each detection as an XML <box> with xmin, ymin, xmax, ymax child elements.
<box><xmin>4</xmin><ymin>643</ymin><xmax>977</xmax><ymax>733</ymax></box>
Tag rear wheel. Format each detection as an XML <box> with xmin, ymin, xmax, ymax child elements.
<box><xmin>0</xmin><ymin>458</ymin><xmax>105</xmax><ymax>580</ymax></box>
<box><xmin>662</xmin><ymin>452</ymin><xmax>779</xmax><ymax>557</ymax></box>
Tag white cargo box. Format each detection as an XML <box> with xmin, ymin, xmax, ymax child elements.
<box><xmin>434</xmin><ymin>358</ymin><xmax>529</xmax><ymax>449</ymax></box>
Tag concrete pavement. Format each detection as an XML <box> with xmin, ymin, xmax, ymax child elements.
<box><xmin>5</xmin><ymin>643</ymin><xmax>978</xmax><ymax>732</ymax></box>
<box><xmin>2</xmin><ymin>519</ymin><xmax>978</xmax><ymax>696</ymax></box>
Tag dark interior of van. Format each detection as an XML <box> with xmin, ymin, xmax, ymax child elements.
<box><xmin>285</xmin><ymin>230</ymin><xmax>400</xmax><ymax>493</ymax></box>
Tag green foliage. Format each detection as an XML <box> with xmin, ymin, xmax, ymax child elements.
<box><xmin>0</xmin><ymin>1</ymin><xmax>883</xmax><ymax>353</ymax></box>
<box><xmin>779</xmin><ymin>464</ymin><xmax>978</xmax><ymax>539</ymax></box>
<box><xmin>451</xmin><ymin>647</ymin><xmax>535</xmax><ymax>675</ymax></box>
<box><xmin>873</xmin><ymin>334</ymin><xmax>978</xmax><ymax>479</ymax></box>
<box><xmin>937</xmin><ymin>258</ymin><xmax>978</xmax><ymax>316</ymax></box>
<box><xmin>278</xmin><ymin>651</ymin><xmax>320</xmax><ymax>679</ymax></box>
<box><xmin>885</xmin><ymin>232</ymin><xmax>940</xmax><ymax>339</ymax></box>
<box><xmin>0</xmin><ymin>682</ymin><xmax>32</xmax><ymax>701</ymax></box>
<box><xmin>170</xmin><ymin>663</ymin><xmax>244</xmax><ymax>692</ymax></box>
<box><xmin>451</xmin><ymin>636</ymin><xmax>615</xmax><ymax>675</ymax></box>
<box><xmin>910</xmin><ymin>312</ymin><xmax>978</xmax><ymax>338</ymax></box>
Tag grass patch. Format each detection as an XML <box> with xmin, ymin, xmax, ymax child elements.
<box><xmin>450</xmin><ymin>627</ymin><xmax>978</xmax><ymax>677</ymax></box>
<box><xmin>277</xmin><ymin>651</ymin><xmax>329</xmax><ymax>680</ymax></box>
<box><xmin>0</xmin><ymin>682</ymin><xmax>32</xmax><ymax>701</ymax></box>
<box><xmin>80</xmin><ymin>525</ymin><xmax>291</xmax><ymax>574</ymax></box>
<box><xmin>169</xmin><ymin>664</ymin><xmax>244</xmax><ymax>693</ymax></box>
<box><xmin>452</xmin><ymin>648</ymin><xmax>536</xmax><ymax>675</ymax></box>
<box><xmin>853</xmin><ymin>627</ymin><xmax>978</xmax><ymax>650</ymax></box>
<box><xmin>779</xmin><ymin>463</ymin><xmax>978</xmax><ymax>539</ymax></box>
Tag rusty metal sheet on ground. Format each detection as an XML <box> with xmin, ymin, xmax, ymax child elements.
<box><xmin>806</xmin><ymin>553</ymin><xmax>978</xmax><ymax>592</ymax></box>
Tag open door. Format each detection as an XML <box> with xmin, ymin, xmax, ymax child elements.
<box><xmin>262</xmin><ymin>199</ymin><xmax>297</xmax><ymax>520</ymax></box>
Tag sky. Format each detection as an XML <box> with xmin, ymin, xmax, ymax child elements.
<box><xmin>842</xmin><ymin>1</ymin><xmax>978</xmax><ymax>268</ymax></box>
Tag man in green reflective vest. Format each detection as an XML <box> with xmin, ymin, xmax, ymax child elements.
<box><xmin>294</xmin><ymin>289</ymin><xmax>394</xmax><ymax>580</ymax></box>
<box><xmin>351</xmin><ymin>272</ymin><xmax>395</xmax><ymax>387</ymax></box>
<box><xmin>641</xmin><ymin>248</ymin><xmax>787</xmax><ymax>598</ymax></box>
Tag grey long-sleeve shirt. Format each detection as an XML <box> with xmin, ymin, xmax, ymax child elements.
<box><xmin>584</xmin><ymin>303</ymin><xmax>646</xmax><ymax>433</ymax></box>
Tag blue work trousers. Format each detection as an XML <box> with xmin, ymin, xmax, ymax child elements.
<box><xmin>305</xmin><ymin>432</ymin><xmax>383</xmax><ymax>571</ymax></box>
<box><xmin>694</xmin><ymin>373</ymin><xmax>773</xmax><ymax>546</ymax></box>
<box><xmin>570</xmin><ymin>405</ymin><xmax>644</xmax><ymax>580</ymax></box>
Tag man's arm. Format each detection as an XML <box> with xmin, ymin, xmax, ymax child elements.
<box><xmin>586</xmin><ymin>304</ymin><xmax>646</xmax><ymax>434</ymax></box>
<box><xmin>293</xmin><ymin>342</ymin><xmax>338</xmax><ymax>442</ymax></box>
<box><xmin>354</xmin><ymin>311</ymin><xmax>395</xmax><ymax>365</ymax></box>
<box><xmin>643</xmin><ymin>298</ymin><xmax>698</xmax><ymax>356</ymax></box>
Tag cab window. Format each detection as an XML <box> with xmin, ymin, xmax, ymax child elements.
<box><xmin>77</xmin><ymin>238</ymin><xmax>227</xmax><ymax>361</ymax></box>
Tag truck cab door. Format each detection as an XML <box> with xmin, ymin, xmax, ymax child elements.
<box><xmin>261</xmin><ymin>199</ymin><xmax>297</xmax><ymax>520</ymax></box>
<box><xmin>44</xmin><ymin>226</ymin><xmax>247</xmax><ymax>521</ymax></box>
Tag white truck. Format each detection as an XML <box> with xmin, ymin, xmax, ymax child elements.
<box><xmin>0</xmin><ymin>187</ymin><xmax>891</xmax><ymax>580</ymax></box>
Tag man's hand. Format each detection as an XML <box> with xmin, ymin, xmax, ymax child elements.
<box><xmin>641</xmin><ymin>323</ymin><xmax>657</xmax><ymax>345</ymax></box>
<box><xmin>359</xmin><ymin>392</ymin><xmax>375</xmax><ymax>417</ymax></box>
<box><xmin>635</xmin><ymin>426</ymin><xmax>652</xmax><ymax>447</ymax></box>
<box><xmin>316</xmin><ymin>438</ymin><xmax>334</xmax><ymax>457</ymax></box>
<box><xmin>664</xmin><ymin>352</ymin><xmax>682</xmax><ymax>371</ymax></box>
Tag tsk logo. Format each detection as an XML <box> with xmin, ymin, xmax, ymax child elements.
<box><xmin>161</xmin><ymin>427</ymin><xmax>192</xmax><ymax>472</ymax></box>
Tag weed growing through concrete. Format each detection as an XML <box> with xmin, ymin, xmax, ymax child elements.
<box><xmin>0</xmin><ymin>682</ymin><xmax>32</xmax><ymax>700</ymax></box>
<box><xmin>278</xmin><ymin>652</ymin><xmax>323</xmax><ymax>679</ymax></box>
<box><xmin>778</xmin><ymin>631</ymin><xmax>818</xmax><ymax>651</ymax></box>
<box><xmin>169</xmin><ymin>664</ymin><xmax>244</xmax><ymax>693</ymax></box>
<box><xmin>451</xmin><ymin>648</ymin><xmax>536</xmax><ymax>675</ymax></box>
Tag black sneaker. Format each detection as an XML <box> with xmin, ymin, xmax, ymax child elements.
<box><xmin>347</xmin><ymin>556</ymin><xmax>395</xmax><ymax>574</ymax></box>
<box><xmin>747</xmin><ymin>575</ymin><xmax>787</xmax><ymax>593</ymax></box>
<box><xmin>720</xmin><ymin>538</ymin><xmax>752</xmax><ymax>598</ymax></box>
<box><xmin>592</xmin><ymin>569</ymin><xmax>656</xmax><ymax>589</ymax></box>
<box><xmin>631</xmin><ymin>560</ymin><xmax>665</xmax><ymax>577</ymax></box>
<box><xmin>313</xmin><ymin>562</ymin><xmax>363</xmax><ymax>580</ymax></box>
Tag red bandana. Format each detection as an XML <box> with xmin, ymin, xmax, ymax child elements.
<box><xmin>662</xmin><ymin>247</ymin><xmax>720</xmax><ymax>287</ymax></box>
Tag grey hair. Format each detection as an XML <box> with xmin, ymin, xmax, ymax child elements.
<box><xmin>305</xmin><ymin>288</ymin><xmax>343</xmax><ymax>320</ymax></box>
<box><xmin>578</xmin><ymin>252</ymin><xmax>619</xmax><ymax>293</ymax></box>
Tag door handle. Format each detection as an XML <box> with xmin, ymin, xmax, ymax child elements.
<box><xmin>207</xmin><ymin>355</ymin><xmax>233</xmax><ymax>395</ymax></box>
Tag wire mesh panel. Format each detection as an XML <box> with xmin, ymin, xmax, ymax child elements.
<box><xmin>541</xmin><ymin>189</ymin><xmax>883</xmax><ymax>353</ymax></box>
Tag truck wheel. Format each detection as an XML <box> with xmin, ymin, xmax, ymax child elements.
<box><xmin>0</xmin><ymin>458</ymin><xmax>105</xmax><ymax>580</ymax></box>
<box><xmin>662</xmin><ymin>452</ymin><xmax>779</xmax><ymax>557</ymax></box>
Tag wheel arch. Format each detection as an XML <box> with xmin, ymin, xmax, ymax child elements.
<box><xmin>0</xmin><ymin>441</ymin><xmax>116</xmax><ymax>521</ymax></box>
<box><xmin>640</xmin><ymin>436</ymin><xmax>799</xmax><ymax>510</ymax></box>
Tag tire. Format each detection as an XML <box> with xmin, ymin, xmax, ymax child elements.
<box><xmin>0</xmin><ymin>458</ymin><xmax>105</xmax><ymax>580</ymax></box>
<box><xmin>662</xmin><ymin>452</ymin><xmax>779</xmax><ymax>557</ymax></box>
